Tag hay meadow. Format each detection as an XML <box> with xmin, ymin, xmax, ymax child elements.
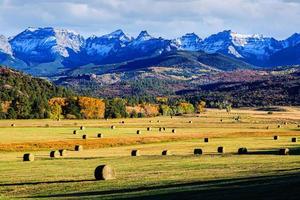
<box><xmin>0</xmin><ymin>107</ymin><xmax>300</xmax><ymax>199</ymax></box>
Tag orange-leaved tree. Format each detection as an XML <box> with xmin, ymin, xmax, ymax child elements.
<box><xmin>78</xmin><ymin>96</ymin><xmax>105</xmax><ymax>119</ymax></box>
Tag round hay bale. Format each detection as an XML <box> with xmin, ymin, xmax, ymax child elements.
<box><xmin>172</xmin><ymin>129</ymin><xmax>176</xmax><ymax>133</ymax></box>
<box><xmin>217</xmin><ymin>146</ymin><xmax>224</xmax><ymax>153</ymax></box>
<box><xmin>298</xmin><ymin>125</ymin><xmax>300</xmax><ymax>128</ymax></box>
<box><xmin>204</xmin><ymin>138</ymin><xmax>209</xmax><ymax>143</ymax></box>
<box><xmin>284</xmin><ymin>122</ymin><xmax>288</xmax><ymax>125</ymax></box>
<box><xmin>111</xmin><ymin>125</ymin><xmax>116</xmax><ymax>129</ymax></box>
<box><xmin>23</xmin><ymin>153</ymin><xmax>34</xmax><ymax>161</ymax></box>
<box><xmin>94</xmin><ymin>165</ymin><xmax>116</xmax><ymax>180</ymax></box>
<box><xmin>82</xmin><ymin>134</ymin><xmax>88</xmax><ymax>139</ymax></box>
<box><xmin>147</xmin><ymin>127</ymin><xmax>152</xmax><ymax>131</ymax></box>
<box><xmin>163</xmin><ymin>127</ymin><xmax>166</xmax><ymax>131</ymax></box>
<box><xmin>277</xmin><ymin>125</ymin><xmax>281</xmax><ymax>128</ymax></box>
<box><xmin>194</xmin><ymin>148</ymin><xmax>203</xmax><ymax>155</ymax></box>
<box><xmin>73</xmin><ymin>130</ymin><xmax>77</xmax><ymax>135</ymax></box>
<box><xmin>266</xmin><ymin>126</ymin><xmax>269</xmax><ymax>130</ymax></box>
<box><xmin>220</xmin><ymin>119</ymin><xmax>223</xmax><ymax>122</ymax></box>
<box><xmin>11</xmin><ymin>123</ymin><xmax>16</xmax><ymax>127</ymax></box>
<box><xmin>292</xmin><ymin>137</ymin><xmax>297</xmax><ymax>142</ymax></box>
<box><xmin>162</xmin><ymin>150</ymin><xmax>171</xmax><ymax>156</ymax></box>
<box><xmin>157</xmin><ymin>120</ymin><xmax>160</xmax><ymax>123</ymax></box>
<box><xmin>136</xmin><ymin>130</ymin><xmax>141</xmax><ymax>134</ymax></box>
<box><xmin>274</xmin><ymin>135</ymin><xmax>279</xmax><ymax>140</ymax></box>
<box><xmin>131</xmin><ymin>150</ymin><xmax>140</xmax><ymax>156</ymax></box>
<box><xmin>50</xmin><ymin>150</ymin><xmax>60</xmax><ymax>158</ymax></box>
<box><xmin>279</xmin><ymin>148</ymin><xmax>289</xmax><ymax>155</ymax></box>
<box><xmin>171</xmin><ymin>116</ymin><xmax>173</xmax><ymax>119</ymax></box>
<box><xmin>105</xmin><ymin>118</ymin><xmax>108</xmax><ymax>121</ymax></box>
<box><xmin>97</xmin><ymin>133</ymin><xmax>103</xmax><ymax>138</ymax></box>
<box><xmin>59</xmin><ymin>149</ymin><xmax>67</xmax><ymax>156</ymax></box>
<box><xmin>75</xmin><ymin>145</ymin><xmax>83</xmax><ymax>151</ymax></box>
<box><xmin>80</xmin><ymin>126</ymin><xmax>85</xmax><ymax>130</ymax></box>
<box><xmin>159</xmin><ymin>127</ymin><xmax>162</xmax><ymax>132</ymax></box>
<box><xmin>189</xmin><ymin>121</ymin><xmax>193</xmax><ymax>124</ymax></box>
<box><xmin>238</xmin><ymin>147</ymin><xmax>248</xmax><ymax>154</ymax></box>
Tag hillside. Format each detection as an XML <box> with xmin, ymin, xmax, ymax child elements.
<box><xmin>0</xmin><ymin>66</ymin><xmax>72</xmax><ymax>119</ymax></box>
<box><xmin>180</xmin><ymin>69</ymin><xmax>300</xmax><ymax>107</ymax></box>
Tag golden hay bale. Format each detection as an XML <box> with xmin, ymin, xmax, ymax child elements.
<box><xmin>204</xmin><ymin>138</ymin><xmax>209</xmax><ymax>143</ymax></box>
<box><xmin>11</xmin><ymin>123</ymin><xmax>16</xmax><ymax>127</ymax></box>
<box><xmin>75</xmin><ymin>145</ymin><xmax>83</xmax><ymax>151</ymax></box>
<box><xmin>172</xmin><ymin>129</ymin><xmax>176</xmax><ymax>133</ymax></box>
<box><xmin>292</xmin><ymin>138</ymin><xmax>297</xmax><ymax>143</ymax></box>
<box><xmin>266</xmin><ymin>126</ymin><xmax>269</xmax><ymax>130</ymax></box>
<box><xmin>238</xmin><ymin>147</ymin><xmax>248</xmax><ymax>154</ymax></box>
<box><xmin>220</xmin><ymin>119</ymin><xmax>223</xmax><ymax>122</ymax></box>
<box><xmin>162</xmin><ymin>150</ymin><xmax>171</xmax><ymax>156</ymax></box>
<box><xmin>147</xmin><ymin>127</ymin><xmax>152</xmax><ymax>131</ymax></box>
<box><xmin>274</xmin><ymin>135</ymin><xmax>279</xmax><ymax>140</ymax></box>
<box><xmin>194</xmin><ymin>148</ymin><xmax>203</xmax><ymax>155</ymax></box>
<box><xmin>298</xmin><ymin>125</ymin><xmax>300</xmax><ymax>128</ymax></box>
<box><xmin>136</xmin><ymin>130</ymin><xmax>141</xmax><ymax>135</ymax></box>
<box><xmin>73</xmin><ymin>130</ymin><xmax>77</xmax><ymax>135</ymax></box>
<box><xmin>189</xmin><ymin>121</ymin><xmax>193</xmax><ymax>124</ymax></box>
<box><xmin>279</xmin><ymin>148</ymin><xmax>289</xmax><ymax>155</ymax></box>
<box><xmin>217</xmin><ymin>146</ymin><xmax>224</xmax><ymax>153</ymax></box>
<box><xmin>284</xmin><ymin>122</ymin><xmax>288</xmax><ymax>125</ymax></box>
<box><xmin>149</xmin><ymin>120</ymin><xmax>153</xmax><ymax>123</ymax></box>
<box><xmin>277</xmin><ymin>125</ymin><xmax>281</xmax><ymax>128</ymax></box>
<box><xmin>94</xmin><ymin>165</ymin><xmax>116</xmax><ymax>180</ymax></box>
<box><xmin>23</xmin><ymin>153</ymin><xmax>34</xmax><ymax>161</ymax></box>
<box><xmin>131</xmin><ymin>150</ymin><xmax>140</xmax><ymax>156</ymax></box>
<box><xmin>97</xmin><ymin>133</ymin><xmax>103</xmax><ymax>138</ymax></box>
<box><xmin>80</xmin><ymin>126</ymin><xmax>85</xmax><ymax>130</ymax></box>
<box><xmin>59</xmin><ymin>149</ymin><xmax>67</xmax><ymax>156</ymax></box>
<box><xmin>157</xmin><ymin>120</ymin><xmax>160</xmax><ymax>123</ymax></box>
<box><xmin>82</xmin><ymin>134</ymin><xmax>88</xmax><ymax>139</ymax></box>
<box><xmin>159</xmin><ymin>127</ymin><xmax>162</xmax><ymax>132</ymax></box>
<box><xmin>50</xmin><ymin>150</ymin><xmax>60</xmax><ymax>158</ymax></box>
<box><xmin>163</xmin><ymin>127</ymin><xmax>166</xmax><ymax>131</ymax></box>
<box><xmin>121</xmin><ymin>121</ymin><xmax>125</xmax><ymax>124</ymax></box>
<box><xmin>111</xmin><ymin>125</ymin><xmax>116</xmax><ymax>129</ymax></box>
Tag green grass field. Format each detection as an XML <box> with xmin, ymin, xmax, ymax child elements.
<box><xmin>1</xmin><ymin>108</ymin><xmax>300</xmax><ymax>199</ymax></box>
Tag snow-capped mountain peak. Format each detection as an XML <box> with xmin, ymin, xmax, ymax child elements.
<box><xmin>173</xmin><ymin>32</ymin><xmax>202</xmax><ymax>51</ymax></box>
<box><xmin>136</xmin><ymin>30</ymin><xmax>153</xmax><ymax>41</ymax></box>
<box><xmin>102</xmin><ymin>29</ymin><xmax>132</xmax><ymax>43</ymax></box>
<box><xmin>0</xmin><ymin>35</ymin><xmax>12</xmax><ymax>55</ymax></box>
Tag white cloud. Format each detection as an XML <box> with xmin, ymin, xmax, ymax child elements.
<box><xmin>0</xmin><ymin>0</ymin><xmax>299</xmax><ymax>39</ymax></box>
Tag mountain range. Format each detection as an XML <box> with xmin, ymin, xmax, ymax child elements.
<box><xmin>0</xmin><ymin>27</ymin><xmax>299</xmax><ymax>77</ymax></box>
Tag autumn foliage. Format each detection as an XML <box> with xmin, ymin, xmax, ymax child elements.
<box><xmin>78</xmin><ymin>97</ymin><xmax>105</xmax><ymax>119</ymax></box>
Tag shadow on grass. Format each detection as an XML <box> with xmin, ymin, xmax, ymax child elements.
<box><xmin>27</xmin><ymin>171</ymin><xmax>300</xmax><ymax>200</ymax></box>
<box><xmin>239</xmin><ymin>147</ymin><xmax>300</xmax><ymax>155</ymax></box>
<box><xmin>0</xmin><ymin>179</ymin><xmax>95</xmax><ymax>187</ymax></box>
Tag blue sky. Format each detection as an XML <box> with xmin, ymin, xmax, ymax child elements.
<box><xmin>0</xmin><ymin>0</ymin><xmax>299</xmax><ymax>39</ymax></box>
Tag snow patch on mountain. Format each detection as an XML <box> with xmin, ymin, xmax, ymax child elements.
<box><xmin>0</xmin><ymin>35</ymin><xmax>12</xmax><ymax>55</ymax></box>
<box><xmin>10</xmin><ymin>27</ymin><xmax>84</xmax><ymax>59</ymax></box>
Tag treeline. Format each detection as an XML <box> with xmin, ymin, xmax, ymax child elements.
<box><xmin>47</xmin><ymin>96</ymin><xmax>207</xmax><ymax>119</ymax></box>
